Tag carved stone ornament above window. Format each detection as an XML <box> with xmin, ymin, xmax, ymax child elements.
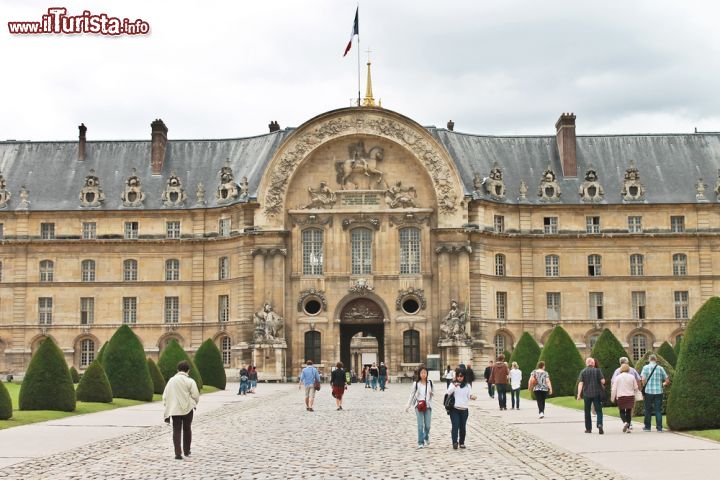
<box><xmin>216</xmin><ymin>162</ymin><xmax>239</xmax><ymax>205</ymax></box>
<box><xmin>388</xmin><ymin>213</ymin><xmax>431</xmax><ymax>227</ymax></box>
<box><xmin>305</xmin><ymin>181</ymin><xmax>337</xmax><ymax>209</ymax></box>
<box><xmin>239</xmin><ymin>176</ymin><xmax>249</xmax><ymax>200</ymax></box>
<box><xmin>17</xmin><ymin>185</ymin><xmax>30</xmax><ymax>210</ymax></box>
<box><xmin>0</xmin><ymin>173</ymin><xmax>11</xmax><ymax>209</ymax></box>
<box><xmin>349</xmin><ymin>278</ymin><xmax>374</xmax><ymax>296</ymax></box>
<box><xmin>435</xmin><ymin>243</ymin><xmax>472</xmax><ymax>255</ymax></box>
<box><xmin>341</xmin><ymin>216</ymin><xmax>380</xmax><ymax>230</ymax></box>
<box><xmin>79</xmin><ymin>169</ymin><xmax>105</xmax><ymax>208</ymax></box>
<box><xmin>537</xmin><ymin>166</ymin><xmax>562</xmax><ymax>202</ymax></box>
<box><xmin>290</xmin><ymin>213</ymin><xmax>333</xmax><ymax>227</ymax></box>
<box><xmin>161</xmin><ymin>172</ymin><xmax>187</xmax><ymax>207</ymax></box>
<box><xmin>621</xmin><ymin>161</ymin><xmax>645</xmax><ymax>202</ymax></box>
<box><xmin>250</xmin><ymin>247</ymin><xmax>287</xmax><ymax>257</ymax></box>
<box><xmin>578</xmin><ymin>168</ymin><xmax>605</xmax><ymax>203</ymax></box>
<box><xmin>385</xmin><ymin>181</ymin><xmax>417</xmax><ymax>208</ymax></box>
<box><xmin>121</xmin><ymin>169</ymin><xmax>145</xmax><ymax>208</ymax></box>
<box><xmin>395</xmin><ymin>287</ymin><xmax>427</xmax><ymax>311</ymax></box>
<box><xmin>484</xmin><ymin>163</ymin><xmax>506</xmax><ymax>200</ymax></box>
<box><xmin>696</xmin><ymin>178</ymin><xmax>709</xmax><ymax>203</ymax></box>
<box><xmin>297</xmin><ymin>288</ymin><xmax>328</xmax><ymax>312</ymax></box>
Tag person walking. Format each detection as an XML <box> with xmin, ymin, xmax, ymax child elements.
<box><xmin>331</xmin><ymin>362</ymin><xmax>347</xmax><ymax>411</ymax></box>
<box><xmin>611</xmin><ymin>363</ymin><xmax>640</xmax><ymax>433</ymax></box>
<box><xmin>444</xmin><ymin>365</ymin><xmax>454</xmax><ymax>389</ymax></box>
<box><xmin>369</xmin><ymin>363</ymin><xmax>379</xmax><ymax>391</ymax></box>
<box><xmin>379</xmin><ymin>362</ymin><xmax>388</xmax><ymax>391</ymax></box>
<box><xmin>509</xmin><ymin>362</ymin><xmax>522</xmax><ymax>409</ymax></box>
<box><xmin>405</xmin><ymin>365</ymin><xmax>434</xmax><ymax>448</ymax></box>
<box><xmin>577</xmin><ymin>357</ymin><xmax>606</xmax><ymax>434</ymax></box>
<box><xmin>446</xmin><ymin>368</ymin><xmax>476</xmax><ymax>449</ymax></box>
<box><xmin>248</xmin><ymin>365</ymin><xmax>258</xmax><ymax>393</ymax></box>
<box><xmin>298</xmin><ymin>360</ymin><xmax>321</xmax><ymax>412</ymax></box>
<box><xmin>483</xmin><ymin>360</ymin><xmax>495</xmax><ymax>399</ymax></box>
<box><xmin>529</xmin><ymin>361</ymin><xmax>553</xmax><ymax>418</ymax></box>
<box><xmin>237</xmin><ymin>366</ymin><xmax>249</xmax><ymax>395</ymax></box>
<box><xmin>465</xmin><ymin>362</ymin><xmax>476</xmax><ymax>387</ymax></box>
<box><xmin>363</xmin><ymin>365</ymin><xmax>371</xmax><ymax>389</ymax></box>
<box><xmin>611</xmin><ymin>357</ymin><xmax>641</xmax><ymax>431</ymax></box>
<box><xmin>163</xmin><ymin>360</ymin><xmax>200</xmax><ymax>460</ymax></box>
<box><xmin>640</xmin><ymin>354</ymin><xmax>670</xmax><ymax>432</ymax></box>
<box><xmin>488</xmin><ymin>355</ymin><xmax>510</xmax><ymax>410</ymax></box>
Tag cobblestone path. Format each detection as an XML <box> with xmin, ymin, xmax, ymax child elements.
<box><xmin>0</xmin><ymin>383</ymin><xmax>624</xmax><ymax>479</ymax></box>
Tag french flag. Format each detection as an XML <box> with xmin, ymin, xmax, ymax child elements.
<box><xmin>343</xmin><ymin>7</ymin><xmax>359</xmax><ymax>57</ymax></box>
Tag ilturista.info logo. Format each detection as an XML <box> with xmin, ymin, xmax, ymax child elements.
<box><xmin>8</xmin><ymin>7</ymin><xmax>150</xmax><ymax>35</ymax></box>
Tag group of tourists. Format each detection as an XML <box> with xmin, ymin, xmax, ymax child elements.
<box><xmin>237</xmin><ymin>364</ymin><xmax>258</xmax><ymax>395</ymax></box>
<box><xmin>362</xmin><ymin>362</ymin><xmax>389</xmax><ymax>391</ymax></box>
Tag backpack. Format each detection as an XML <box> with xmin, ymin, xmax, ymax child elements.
<box><xmin>443</xmin><ymin>391</ymin><xmax>455</xmax><ymax>414</ymax></box>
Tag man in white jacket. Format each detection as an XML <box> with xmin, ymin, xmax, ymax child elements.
<box><xmin>163</xmin><ymin>361</ymin><xmax>200</xmax><ymax>460</ymax></box>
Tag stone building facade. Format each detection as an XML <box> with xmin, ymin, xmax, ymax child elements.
<box><xmin>1</xmin><ymin>106</ymin><xmax>718</xmax><ymax>379</ymax></box>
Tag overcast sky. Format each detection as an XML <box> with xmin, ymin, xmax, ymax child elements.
<box><xmin>2</xmin><ymin>0</ymin><xmax>719</xmax><ymax>141</ymax></box>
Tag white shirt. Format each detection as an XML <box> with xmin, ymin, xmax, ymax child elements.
<box><xmin>163</xmin><ymin>371</ymin><xmax>200</xmax><ymax>419</ymax></box>
<box><xmin>446</xmin><ymin>383</ymin><xmax>472</xmax><ymax>409</ymax></box>
<box><xmin>510</xmin><ymin>368</ymin><xmax>523</xmax><ymax>390</ymax></box>
<box><xmin>407</xmin><ymin>380</ymin><xmax>434</xmax><ymax>408</ymax></box>
<box><xmin>444</xmin><ymin>370</ymin><xmax>455</xmax><ymax>380</ymax></box>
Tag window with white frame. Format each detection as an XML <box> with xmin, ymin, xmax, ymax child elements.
<box><xmin>674</xmin><ymin>291</ymin><xmax>689</xmax><ymax>319</ymax></box>
<box><xmin>218</xmin><ymin>256</ymin><xmax>230</xmax><ymax>280</ymax></box>
<box><xmin>399</xmin><ymin>228</ymin><xmax>421</xmax><ymax>274</ymax></box>
<box><xmin>589</xmin><ymin>292</ymin><xmax>604</xmax><ymax>320</ymax></box>
<box><xmin>38</xmin><ymin>297</ymin><xmax>53</xmax><ymax>324</ymax></box>
<box><xmin>493</xmin><ymin>215</ymin><xmax>505</xmax><ymax>233</ymax></box>
<box><xmin>631</xmin><ymin>334</ymin><xmax>647</xmax><ymax>362</ymax></box>
<box><xmin>632</xmin><ymin>291</ymin><xmax>646</xmax><ymax>320</ymax></box>
<box><xmin>164</xmin><ymin>296</ymin><xmax>180</xmax><ymax>323</ymax></box>
<box><xmin>124</xmin><ymin>221</ymin><xmax>138</xmax><ymax>239</ymax></box>
<box><xmin>493</xmin><ymin>334</ymin><xmax>506</xmax><ymax>358</ymax></box>
<box><xmin>221</xmin><ymin>336</ymin><xmax>232</xmax><ymax>366</ymax></box>
<box><xmin>82</xmin><ymin>222</ymin><xmax>96</xmax><ymax>239</ymax></box>
<box><xmin>351</xmin><ymin>228</ymin><xmax>372</xmax><ymax>275</ymax></box>
<box><xmin>670</xmin><ymin>216</ymin><xmax>685</xmax><ymax>233</ymax></box>
<box><xmin>587</xmin><ymin>254</ymin><xmax>602</xmax><ymax>276</ymax></box>
<box><xmin>547</xmin><ymin>292</ymin><xmax>561</xmax><ymax>321</ymax></box>
<box><xmin>218</xmin><ymin>295</ymin><xmax>229</xmax><ymax>322</ymax></box>
<box><xmin>495</xmin><ymin>253</ymin><xmax>506</xmax><ymax>276</ymax></box>
<box><xmin>543</xmin><ymin>217</ymin><xmax>558</xmax><ymax>234</ymax></box>
<box><xmin>81</xmin><ymin>259</ymin><xmax>96</xmax><ymax>282</ymax></box>
<box><xmin>630</xmin><ymin>254</ymin><xmax>644</xmax><ymax>276</ymax></box>
<box><xmin>80</xmin><ymin>339</ymin><xmax>95</xmax><ymax>368</ymax></box>
<box><xmin>80</xmin><ymin>297</ymin><xmax>94</xmax><ymax>325</ymax></box>
<box><xmin>672</xmin><ymin>253</ymin><xmax>687</xmax><ymax>276</ymax></box>
<box><xmin>302</xmin><ymin>229</ymin><xmax>324</xmax><ymax>275</ymax></box>
<box><xmin>166</xmin><ymin>221</ymin><xmax>181</xmax><ymax>239</ymax></box>
<box><xmin>123</xmin><ymin>259</ymin><xmax>138</xmax><ymax>281</ymax></box>
<box><xmin>496</xmin><ymin>292</ymin><xmax>507</xmax><ymax>320</ymax></box>
<box><xmin>39</xmin><ymin>260</ymin><xmax>54</xmax><ymax>282</ymax></box>
<box><xmin>545</xmin><ymin>255</ymin><xmax>559</xmax><ymax>277</ymax></box>
<box><xmin>122</xmin><ymin>297</ymin><xmax>137</xmax><ymax>324</ymax></box>
<box><xmin>586</xmin><ymin>216</ymin><xmax>600</xmax><ymax>234</ymax></box>
<box><xmin>588</xmin><ymin>333</ymin><xmax>600</xmax><ymax>350</ymax></box>
<box><xmin>165</xmin><ymin>259</ymin><xmax>180</xmax><ymax>281</ymax></box>
<box><xmin>40</xmin><ymin>222</ymin><xmax>55</xmax><ymax>239</ymax></box>
<box><xmin>628</xmin><ymin>216</ymin><xmax>643</xmax><ymax>233</ymax></box>
<box><xmin>219</xmin><ymin>218</ymin><xmax>231</xmax><ymax>237</ymax></box>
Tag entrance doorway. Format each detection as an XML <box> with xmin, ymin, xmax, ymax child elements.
<box><xmin>339</xmin><ymin>298</ymin><xmax>384</xmax><ymax>374</ymax></box>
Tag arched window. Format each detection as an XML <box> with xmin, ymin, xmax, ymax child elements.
<box><xmin>220</xmin><ymin>336</ymin><xmax>232</xmax><ymax>367</ymax></box>
<box><xmin>165</xmin><ymin>259</ymin><xmax>180</xmax><ymax>281</ymax></box>
<box><xmin>218</xmin><ymin>257</ymin><xmax>229</xmax><ymax>280</ymax></box>
<box><xmin>302</xmin><ymin>229</ymin><xmax>324</xmax><ymax>275</ymax></box>
<box><xmin>403</xmin><ymin>330</ymin><xmax>420</xmax><ymax>363</ymax></box>
<box><xmin>587</xmin><ymin>254</ymin><xmax>602</xmax><ymax>276</ymax></box>
<box><xmin>493</xmin><ymin>333</ymin><xmax>507</xmax><ymax>358</ymax></box>
<box><xmin>672</xmin><ymin>253</ymin><xmax>687</xmax><ymax>276</ymax></box>
<box><xmin>630</xmin><ymin>254</ymin><xmax>644</xmax><ymax>276</ymax></box>
<box><xmin>588</xmin><ymin>333</ymin><xmax>600</xmax><ymax>350</ymax></box>
<box><xmin>399</xmin><ymin>228</ymin><xmax>421</xmax><ymax>274</ymax></box>
<box><xmin>80</xmin><ymin>338</ymin><xmax>95</xmax><ymax>368</ymax></box>
<box><xmin>304</xmin><ymin>331</ymin><xmax>321</xmax><ymax>364</ymax></box>
<box><xmin>81</xmin><ymin>260</ymin><xmax>95</xmax><ymax>282</ymax></box>
<box><xmin>351</xmin><ymin>228</ymin><xmax>372</xmax><ymax>275</ymax></box>
<box><xmin>123</xmin><ymin>259</ymin><xmax>138</xmax><ymax>281</ymax></box>
<box><xmin>495</xmin><ymin>254</ymin><xmax>506</xmax><ymax>276</ymax></box>
<box><xmin>675</xmin><ymin>334</ymin><xmax>683</xmax><ymax>347</ymax></box>
<box><xmin>631</xmin><ymin>334</ymin><xmax>647</xmax><ymax>361</ymax></box>
<box><xmin>39</xmin><ymin>260</ymin><xmax>54</xmax><ymax>282</ymax></box>
<box><xmin>545</xmin><ymin>255</ymin><xmax>559</xmax><ymax>277</ymax></box>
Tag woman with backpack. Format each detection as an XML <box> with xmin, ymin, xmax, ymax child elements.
<box><xmin>446</xmin><ymin>367</ymin><xmax>475</xmax><ymax>449</ymax></box>
<box><xmin>238</xmin><ymin>366</ymin><xmax>250</xmax><ymax>395</ymax></box>
<box><xmin>405</xmin><ymin>365</ymin><xmax>434</xmax><ymax>448</ymax></box>
<box><xmin>529</xmin><ymin>361</ymin><xmax>553</xmax><ymax>418</ymax></box>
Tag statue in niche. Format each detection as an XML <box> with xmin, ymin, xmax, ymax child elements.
<box><xmin>518</xmin><ymin>179</ymin><xmax>528</xmax><ymax>202</ymax></box>
<box><xmin>17</xmin><ymin>185</ymin><xmax>30</xmax><ymax>210</ymax></box>
<box><xmin>537</xmin><ymin>166</ymin><xmax>562</xmax><ymax>202</ymax></box>
<box><xmin>335</xmin><ymin>140</ymin><xmax>385</xmax><ymax>189</ymax></box>
<box><xmin>621</xmin><ymin>161</ymin><xmax>645</xmax><ymax>201</ymax></box>
<box><xmin>121</xmin><ymin>169</ymin><xmax>145</xmax><ymax>207</ymax></box>
<box><xmin>195</xmin><ymin>183</ymin><xmax>206</xmax><ymax>206</ymax></box>
<box><xmin>578</xmin><ymin>168</ymin><xmax>604</xmax><ymax>203</ymax></box>
<box><xmin>472</xmin><ymin>172</ymin><xmax>484</xmax><ymax>193</ymax></box>
<box><xmin>696</xmin><ymin>178</ymin><xmax>708</xmax><ymax>202</ymax></box>
<box><xmin>239</xmin><ymin>176</ymin><xmax>249</xmax><ymax>200</ymax></box>
<box><xmin>79</xmin><ymin>170</ymin><xmax>105</xmax><ymax>207</ymax></box>
<box><xmin>216</xmin><ymin>163</ymin><xmax>239</xmax><ymax>204</ymax></box>
<box><xmin>439</xmin><ymin>300</ymin><xmax>469</xmax><ymax>341</ymax></box>
<box><xmin>385</xmin><ymin>181</ymin><xmax>417</xmax><ymax>208</ymax></box>
<box><xmin>484</xmin><ymin>163</ymin><xmax>506</xmax><ymax>199</ymax></box>
<box><xmin>0</xmin><ymin>173</ymin><xmax>11</xmax><ymax>209</ymax></box>
<box><xmin>253</xmin><ymin>303</ymin><xmax>284</xmax><ymax>342</ymax></box>
<box><xmin>305</xmin><ymin>181</ymin><xmax>337</xmax><ymax>209</ymax></box>
<box><xmin>161</xmin><ymin>172</ymin><xmax>187</xmax><ymax>207</ymax></box>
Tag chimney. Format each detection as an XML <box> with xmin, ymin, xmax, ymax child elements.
<box><xmin>268</xmin><ymin>121</ymin><xmax>280</xmax><ymax>133</ymax></box>
<box><xmin>447</xmin><ymin>120</ymin><xmax>455</xmax><ymax>131</ymax></box>
<box><xmin>555</xmin><ymin>113</ymin><xmax>577</xmax><ymax>177</ymax></box>
<box><xmin>151</xmin><ymin>119</ymin><xmax>168</xmax><ymax>175</ymax></box>
<box><xmin>78</xmin><ymin>123</ymin><xmax>87</xmax><ymax>161</ymax></box>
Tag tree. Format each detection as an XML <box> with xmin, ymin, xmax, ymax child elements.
<box><xmin>537</xmin><ymin>326</ymin><xmax>584</xmax><ymax>397</ymax></box>
<box><xmin>509</xmin><ymin>332</ymin><xmax>541</xmax><ymax>390</ymax></box>
<box><xmin>19</xmin><ymin>337</ymin><xmax>76</xmax><ymax>411</ymax></box>
<box><xmin>657</xmin><ymin>341</ymin><xmax>677</xmax><ymax>368</ymax></box>
<box><xmin>673</xmin><ymin>336</ymin><xmax>682</xmax><ymax>358</ymax></box>
<box><xmin>668</xmin><ymin>296</ymin><xmax>720</xmax><ymax>430</ymax></box>
<box><xmin>147</xmin><ymin>358</ymin><xmax>166</xmax><ymax>395</ymax></box>
<box><xmin>194</xmin><ymin>339</ymin><xmax>227</xmax><ymax>390</ymax></box>
<box><xmin>0</xmin><ymin>380</ymin><xmax>12</xmax><ymax>420</ymax></box>
<box><xmin>633</xmin><ymin>352</ymin><xmax>675</xmax><ymax>417</ymax></box>
<box><xmin>69</xmin><ymin>366</ymin><xmax>81</xmax><ymax>383</ymax></box>
<box><xmin>503</xmin><ymin>350</ymin><xmax>513</xmax><ymax>363</ymax></box>
<box><xmin>103</xmin><ymin>325</ymin><xmax>154</xmax><ymax>401</ymax></box>
<box><xmin>590</xmin><ymin>328</ymin><xmax>630</xmax><ymax>405</ymax></box>
<box><xmin>76</xmin><ymin>360</ymin><xmax>113</xmax><ymax>403</ymax></box>
<box><xmin>158</xmin><ymin>340</ymin><xmax>203</xmax><ymax>390</ymax></box>
<box><xmin>96</xmin><ymin>341</ymin><xmax>108</xmax><ymax>366</ymax></box>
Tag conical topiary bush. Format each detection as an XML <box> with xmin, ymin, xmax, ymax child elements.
<box><xmin>158</xmin><ymin>340</ymin><xmax>203</xmax><ymax>390</ymax></box>
<box><xmin>194</xmin><ymin>339</ymin><xmax>227</xmax><ymax>390</ymax></box>
<box><xmin>632</xmin><ymin>352</ymin><xmax>675</xmax><ymax>417</ymax></box>
<box><xmin>673</xmin><ymin>337</ymin><xmax>682</xmax><ymax>359</ymax></box>
<box><xmin>656</xmin><ymin>341</ymin><xmax>677</xmax><ymax>368</ymax></box>
<box><xmin>103</xmin><ymin>325</ymin><xmax>153</xmax><ymax>401</ymax></box>
<box><xmin>538</xmin><ymin>326</ymin><xmax>584</xmax><ymax>397</ymax></box>
<box><xmin>509</xmin><ymin>332</ymin><xmax>541</xmax><ymax>390</ymax></box>
<box><xmin>0</xmin><ymin>380</ymin><xmax>12</xmax><ymax>420</ymax></box>
<box><xmin>69</xmin><ymin>366</ymin><xmax>81</xmax><ymax>384</ymax></box>
<box><xmin>668</xmin><ymin>297</ymin><xmax>720</xmax><ymax>430</ymax></box>
<box><xmin>147</xmin><ymin>358</ymin><xmax>166</xmax><ymax>395</ymax></box>
<box><xmin>503</xmin><ymin>350</ymin><xmax>513</xmax><ymax>363</ymax></box>
<box><xmin>76</xmin><ymin>360</ymin><xmax>113</xmax><ymax>403</ymax></box>
<box><xmin>19</xmin><ymin>337</ymin><xmax>76</xmax><ymax>411</ymax></box>
<box><xmin>96</xmin><ymin>341</ymin><xmax>108</xmax><ymax>366</ymax></box>
<box><xmin>590</xmin><ymin>328</ymin><xmax>630</xmax><ymax>405</ymax></box>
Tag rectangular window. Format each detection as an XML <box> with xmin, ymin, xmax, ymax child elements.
<box><xmin>632</xmin><ymin>291</ymin><xmax>646</xmax><ymax>320</ymax></box>
<box><xmin>124</xmin><ymin>222</ymin><xmax>138</xmax><ymax>239</ymax></box>
<box><xmin>41</xmin><ymin>222</ymin><xmax>55</xmax><ymax>239</ymax></box>
<box><xmin>218</xmin><ymin>295</ymin><xmax>229</xmax><ymax>322</ymax></box>
<box><xmin>399</xmin><ymin>228</ymin><xmax>421</xmax><ymax>274</ymax></box>
<box><xmin>589</xmin><ymin>292</ymin><xmax>604</xmax><ymax>320</ymax></box>
<box><xmin>628</xmin><ymin>216</ymin><xmax>643</xmax><ymax>233</ymax></box>
<box><xmin>351</xmin><ymin>228</ymin><xmax>372</xmax><ymax>275</ymax></box>
<box><xmin>302</xmin><ymin>229</ymin><xmax>324</xmax><ymax>275</ymax></box>
<box><xmin>219</xmin><ymin>218</ymin><xmax>231</xmax><ymax>237</ymax></box>
<box><xmin>166</xmin><ymin>221</ymin><xmax>181</xmax><ymax>239</ymax></box>
<box><xmin>496</xmin><ymin>291</ymin><xmax>507</xmax><ymax>320</ymax></box>
<box><xmin>586</xmin><ymin>216</ymin><xmax>600</xmax><ymax>234</ymax></box>
<box><xmin>547</xmin><ymin>292</ymin><xmax>561</xmax><ymax>321</ymax></box>
<box><xmin>164</xmin><ymin>296</ymin><xmax>180</xmax><ymax>324</ymax></box>
<box><xmin>122</xmin><ymin>297</ymin><xmax>137</xmax><ymax>324</ymax></box>
<box><xmin>80</xmin><ymin>297</ymin><xmax>94</xmax><ymax>325</ymax></box>
<box><xmin>674</xmin><ymin>291</ymin><xmax>689</xmax><ymax>319</ymax></box>
<box><xmin>493</xmin><ymin>215</ymin><xmax>505</xmax><ymax>233</ymax></box>
<box><xmin>543</xmin><ymin>217</ymin><xmax>558</xmax><ymax>234</ymax></box>
<box><xmin>403</xmin><ymin>330</ymin><xmax>421</xmax><ymax>364</ymax></box>
<box><xmin>38</xmin><ymin>297</ymin><xmax>53</xmax><ymax>324</ymax></box>
<box><xmin>218</xmin><ymin>257</ymin><xmax>229</xmax><ymax>280</ymax></box>
<box><xmin>82</xmin><ymin>222</ymin><xmax>96</xmax><ymax>240</ymax></box>
<box><xmin>545</xmin><ymin>255</ymin><xmax>559</xmax><ymax>277</ymax></box>
<box><xmin>670</xmin><ymin>216</ymin><xmax>685</xmax><ymax>233</ymax></box>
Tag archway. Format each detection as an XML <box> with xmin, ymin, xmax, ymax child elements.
<box><xmin>339</xmin><ymin>298</ymin><xmax>384</xmax><ymax>373</ymax></box>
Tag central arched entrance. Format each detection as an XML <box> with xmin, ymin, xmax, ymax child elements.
<box><xmin>339</xmin><ymin>298</ymin><xmax>384</xmax><ymax>373</ymax></box>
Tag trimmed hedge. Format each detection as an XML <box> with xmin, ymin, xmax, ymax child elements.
<box><xmin>632</xmin><ymin>352</ymin><xmax>675</xmax><ymax>417</ymax></box>
<box><xmin>673</xmin><ymin>337</ymin><xmax>682</xmax><ymax>358</ymax></box>
<box><xmin>509</xmin><ymin>332</ymin><xmax>541</xmax><ymax>390</ymax></box>
<box><xmin>76</xmin><ymin>360</ymin><xmax>113</xmax><ymax>403</ymax></box>
<box><xmin>194</xmin><ymin>339</ymin><xmax>227</xmax><ymax>390</ymax></box>
<box><xmin>657</xmin><ymin>341</ymin><xmax>677</xmax><ymax>368</ymax></box>
<box><xmin>69</xmin><ymin>366</ymin><xmax>81</xmax><ymax>384</ymax></box>
<box><xmin>538</xmin><ymin>326</ymin><xmax>584</xmax><ymax>397</ymax></box>
<box><xmin>19</xmin><ymin>337</ymin><xmax>76</xmax><ymax>411</ymax></box>
<box><xmin>0</xmin><ymin>381</ymin><xmax>12</xmax><ymax>420</ymax></box>
<box><xmin>158</xmin><ymin>340</ymin><xmax>203</xmax><ymax>390</ymax></box>
<box><xmin>103</xmin><ymin>325</ymin><xmax>154</xmax><ymax>401</ymax></box>
<box><xmin>503</xmin><ymin>350</ymin><xmax>513</xmax><ymax>363</ymax></box>
<box><xmin>668</xmin><ymin>296</ymin><xmax>720</xmax><ymax>430</ymax></box>
<box><xmin>590</xmin><ymin>328</ymin><xmax>630</xmax><ymax>405</ymax></box>
<box><xmin>96</xmin><ymin>341</ymin><xmax>108</xmax><ymax>366</ymax></box>
<box><xmin>147</xmin><ymin>358</ymin><xmax>166</xmax><ymax>395</ymax></box>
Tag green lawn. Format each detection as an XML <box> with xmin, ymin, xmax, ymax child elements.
<box><xmin>0</xmin><ymin>382</ymin><xmax>219</xmax><ymax>430</ymax></box>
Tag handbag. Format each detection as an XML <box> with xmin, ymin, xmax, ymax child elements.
<box><xmin>415</xmin><ymin>380</ymin><xmax>429</xmax><ymax>412</ymax></box>
<box><xmin>634</xmin><ymin>390</ymin><xmax>644</xmax><ymax>401</ymax></box>
<box><xmin>314</xmin><ymin>380</ymin><xmax>321</xmax><ymax>391</ymax></box>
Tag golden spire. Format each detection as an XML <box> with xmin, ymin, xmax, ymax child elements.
<box><xmin>362</xmin><ymin>49</ymin><xmax>376</xmax><ymax>107</ymax></box>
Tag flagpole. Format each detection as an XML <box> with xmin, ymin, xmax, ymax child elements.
<box><xmin>356</xmin><ymin>5</ymin><xmax>361</xmax><ymax>106</ymax></box>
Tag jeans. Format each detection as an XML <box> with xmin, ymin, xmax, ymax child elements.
<box><xmin>449</xmin><ymin>408</ymin><xmax>468</xmax><ymax>445</ymax></box>
<box><xmin>511</xmin><ymin>388</ymin><xmax>520</xmax><ymax>408</ymax></box>
<box><xmin>535</xmin><ymin>390</ymin><xmax>548</xmax><ymax>414</ymax></box>
<box><xmin>583</xmin><ymin>396</ymin><xmax>603</xmax><ymax>431</ymax></box>
<box><xmin>379</xmin><ymin>375</ymin><xmax>387</xmax><ymax>391</ymax></box>
<box><xmin>415</xmin><ymin>407</ymin><xmax>432</xmax><ymax>445</ymax></box>
<box><xmin>446</xmin><ymin>379</ymin><xmax>451</xmax><ymax>389</ymax></box>
<box><xmin>171</xmin><ymin>410</ymin><xmax>193</xmax><ymax>456</ymax></box>
<box><xmin>238</xmin><ymin>380</ymin><xmax>249</xmax><ymax>394</ymax></box>
<box><xmin>644</xmin><ymin>393</ymin><xmax>663</xmax><ymax>430</ymax></box>
<box><xmin>371</xmin><ymin>377</ymin><xmax>378</xmax><ymax>390</ymax></box>
<box><xmin>487</xmin><ymin>381</ymin><xmax>495</xmax><ymax>398</ymax></box>
<box><xmin>250</xmin><ymin>379</ymin><xmax>257</xmax><ymax>390</ymax></box>
<box><xmin>496</xmin><ymin>384</ymin><xmax>508</xmax><ymax>409</ymax></box>
<box><xmin>365</xmin><ymin>376</ymin><xmax>370</xmax><ymax>388</ymax></box>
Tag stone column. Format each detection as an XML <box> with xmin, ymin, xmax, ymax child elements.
<box><xmin>252</xmin><ymin>249</ymin><xmax>265</xmax><ymax>308</ymax></box>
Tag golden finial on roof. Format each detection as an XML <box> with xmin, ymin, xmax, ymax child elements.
<box><xmin>362</xmin><ymin>48</ymin><xmax>377</xmax><ymax>107</ymax></box>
